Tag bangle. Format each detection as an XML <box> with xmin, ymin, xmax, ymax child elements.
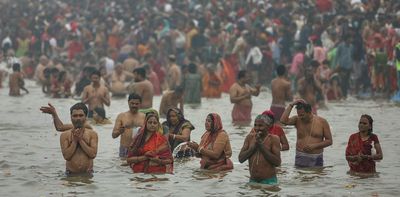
<box><xmin>198</xmin><ymin>147</ymin><xmax>203</xmax><ymax>153</ymax></box>
<box><xmin>173</xmin><ymin>134</ymin><xmax>176</xmax><ymax>140</ymax></box>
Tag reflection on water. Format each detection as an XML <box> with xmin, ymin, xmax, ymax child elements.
<box><xmin>0</xmin><ymin>81</ymin><xmax>399</xmax><ymax>196</ymax></box>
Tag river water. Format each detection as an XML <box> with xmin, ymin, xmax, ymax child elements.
<box><xmin>0</xmin><ymin>80</ymin><xmax>399</xmax><ymax>197</ymax></box>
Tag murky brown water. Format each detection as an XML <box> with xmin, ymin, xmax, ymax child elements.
<box><xmin>1</xmin><ymin>80</ymin><xmax>399</xmax><ymax>196</ymax></box>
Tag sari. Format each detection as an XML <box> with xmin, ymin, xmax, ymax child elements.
<box><xmin>202</xmin><ymin>71</ymin><xmax>222</xmax><ymax>98</ymax></box>
<box><xmin>199</xmin><ymin>113</ymin><xmax>233</xmax><ymax>171</ymax></box>
<box><xmin>162</xmin><ymin>108</ymin><xmax>195</xmax><ymax>151</ymax></box>
<box><xmin>345</xmin><ymin>132</ymin><xmax>380</xmax><ymax>173</ymax></box>
<box><xmin>128</xmin><ymin>115</ymin><xmax>173</xmax><ymax>174</ymax></box>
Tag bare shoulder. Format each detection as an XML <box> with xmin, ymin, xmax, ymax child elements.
<box><xmin>316</xmin><ymin>116</ymin><xmax>328</xmax><ymax>124</ymax></box>
<box><xmin>270</xmin><ymin>134</ymin><xmax>280</xmax><ymax>143</ymax></box>
<box><xmin>229</xmin><ymin>83</ymin><xmax>239</xmax><ymax>92</ymax></box>
<box><xmin>218</xmin><ymin>131</ymin><xmax>229</xmax><ymax>139</ymax></box>
<box><xmin>60</xmin><ymin>130</ymin><xmax>72</xmax><ymax>139</ymax></box>
<box><xmin>83</xmin><ymin>85</ymin><xmax>91</xmax><ymax>92</ymax></box>
<box><xmin>85</xmin><ymin>128</ymin><xmax>98</xmax><ymax>137</ymax></box>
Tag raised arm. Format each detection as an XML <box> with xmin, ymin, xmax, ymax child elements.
<box><xmin>40</xmin><ymin>103</ymin><xmax>73</xmax><ymax>132</ymax></box>
<box><xmin>280</xmin><ymin>102</ymin><xmax>298</xmax><ymax>125</ymax></box>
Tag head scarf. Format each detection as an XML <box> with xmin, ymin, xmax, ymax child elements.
<box><xmin>255</xmin><ymin>114</ymin><xmax>273</xmax><ymax>126</ymax></box>
<box><xmin>144</xmin><ymin>108</ymin><xmax>164</xmax><ymax>134</ymax></box>
<box><xmin>165</xmin><ymin>108</ymin><xmax>186</xmax><ymax>134</ymax></box>
<box><xmin>130</xmin><ymin>113</ymin><xmax>160</xmax><ymax>155</ymax></box>
<box><xmin>262</xmin><ymin>110</ymin><xmax>275</xmax><ymax>122</ymax></box>
<box><xmin>207</xmin><ymin>113</ymin><xmax>223</xmax><ymax>133</ymax></box>
<box><xmin>201</xmin><ymin>113</ymin><xmax>224</xmax><ymax>148</ymax></box>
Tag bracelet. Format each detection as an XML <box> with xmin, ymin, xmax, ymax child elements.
<box><xmin>198</xmin><ymin>147</ymin><xmax>203</xmax><ymax>153</ymax></box>
<box><xmin>173</xmin><ymin>134</ymin><xmax>176</xmax><ymax>140</ymax></box>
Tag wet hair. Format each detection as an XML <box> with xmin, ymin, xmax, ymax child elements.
<box><xmin>128</xmin><ymin>93</ymin><xmax>142</xmax><ymax>102</ymax></box>
<box><xmin>361</xmin><ymin>114</ymin><xmax>373</xmax><ymax>135</ymax></box>
<box><xmin>12</xmin><ymin>63</ymin><xmax>21</xmax><ymax>72</ymax></box>
<box><xmin>295</xmin><ymin>102</ymin><xmax>312</xmax><ymax>113</ymax></box>
<box><xmin>133</xmin><ymin>67</ymin><xmax>146</xmax><ymax>78</ymax></box>
<box><xmin>70</xmin><ymin>102</ymin><xmax>88</xmax><ymax>117</ymax></box>
<box><xmin>237</xmin><ymin>70</ymin><xmax>247</xmax><ymax>80</ymax></box>
<box><xmin>90</xmin><ymin>70</ymin><xmax>101</xmax><ymax>77</ymax></box>
<box><xmin>276</xmin><ymin>65</ymin><xmax>286</xmax><ymax>76</ymax></box>
<box><xmin>94</xmin><ymin>107</ymin><xmax>106</xmax><ymax>119</ymax></box>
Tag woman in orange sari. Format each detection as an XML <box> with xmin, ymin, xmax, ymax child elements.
<box><xmin>345</xmin><ymin>114</ymin><xmax>383</xmax><ymax>174</ymax></box>
<box><xmin>202</xmin><ymin>65</ymin><xmax>222</xmax><ymax>98</ymax></box>
<box><xmin>127</xmin><ymin>113</ymin><xmax>173</xmax><ymax>174</ymax></box>
<box><xmin>188</xmin><ymin>113</ymin><xmax>233</xmax><ymax>171</ymax></box>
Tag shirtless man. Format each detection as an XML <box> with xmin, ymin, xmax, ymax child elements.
<box><xmin>297</xmin><ymin>65</ymin><xmax>323</xmax><ymax>114</ymax></box>
<box><xmin>110</xmin><ymin>64</ymin><xmax>129</xmax><ymax>97</ymax></box>
<box><xmin>270</xmin><ymin>65</ymin><xmax>292</xmax><ymax>122</ymax></box>
<box><xmin>166</xmin><ymin>55</ymin><xmax>181</xmax><ymax>90</ymax></box>
<box><xmin>9</xmin><ymin>63</ymin><xmax>28</xmax><ymax>96</ymax></box>
<box><xmin>122</xmin><ymin>51</ymin><xmax>139</xmax><ymax>73</ymax></box>
<box><xmin>112</xmin><ymin>93</ymin><xmax>145</xmax><ymax>158</ymax></box>
<box><xmin>40</xmin><ymin>103</ymin><xmax>92</xmax><ymax>131</ymax></box>
<box><xmin>34</xmin><ymin>55</ymin><xmax>49</xmax><ymax>84</ymax></box>
<box><xmin>280</xmin><ymin>100</ymin><xmax>332</xmax><ymax>167</ymax></box>
<box><xmin>82</xmin><ymin>70</ymin><xmax>111</xmax><ymax>118</ymax></box>
<box><xmin>239</xmin><ymin>114</ymin><xmax>281</xmax><ymax>185</ymax></box>
<box><xmin>127</xmin><ymin>67</ymin><xmax>154</xmax><ymax>109</ymax></box>
<box><xmin>229</xmin><ymin>70</ymin><xmax>261</xmax><ymax>126</ymax></box>
<box><xmin>60</xmin><ymin>103</ymin><xmax>98</xmax><ymax>175</ymax></box>
<box><xmin>159</xmin><ymin>86</ymin><xmax>184</xmax><ymax>118</ymax></box>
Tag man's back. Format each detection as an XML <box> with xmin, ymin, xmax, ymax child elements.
<box><xmin>128</xmin><ymin>80</ymin><xmax>154</xmax><ymax>109</ymax></box>
<box><xmin>271</xmin><ymin>77</ymin><xmax>291</xmax><ymax>105</ymax></box>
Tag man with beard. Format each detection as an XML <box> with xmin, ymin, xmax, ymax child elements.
<box><xmin>239</xmin><ymin>114</ymin><xmax>281</xmax><ymax>185</ymax></box>
<box><xmin>112</xmin><ymin>93</ymin><xmax>145</xmax><ymax>158</ymax></box>
<box><xmin>60</xmin><ymin>103</ymin><xmax>98</xmax><ymax>176</ymax></box>
<box><xmin>280</xmin><ymin>99</ymin><xmax>332</xmax><ymax>168</ymax></box>
<box><xmin>127</xmin><ymin>67</ymin><xmax>154</xmax><ymax>109</ymax></box>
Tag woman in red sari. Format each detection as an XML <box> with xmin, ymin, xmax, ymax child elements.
<box><xmin>127</xmin><ymin>113</ymin><xmax>173</xmax><ymax>174</ymax></box>
<box><xmin>345</xmin><ymin>114</ymin><xmax>383</xmax><ymax>174</ymax></box>
<box><xmin>188</xmin><ymin>113</ymin><xmax>233</xmax><ymax>171</ymax></box>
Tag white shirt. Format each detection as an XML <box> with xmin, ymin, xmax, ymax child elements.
<box><xmin>245</xmin><ymin>46</ymin><xmax>263</xmax><ymax>65</ymax></box>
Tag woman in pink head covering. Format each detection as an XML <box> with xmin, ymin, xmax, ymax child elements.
<box><xmin>188</xmin><ymin>113</ymin><xmax>234</xmax><ymax>171</ymax></box>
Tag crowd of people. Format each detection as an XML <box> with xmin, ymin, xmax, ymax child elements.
<box><xmin>0</xmin><ymin>0</ymin><xmax>391</xmax><ymax>186</ymax></box>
